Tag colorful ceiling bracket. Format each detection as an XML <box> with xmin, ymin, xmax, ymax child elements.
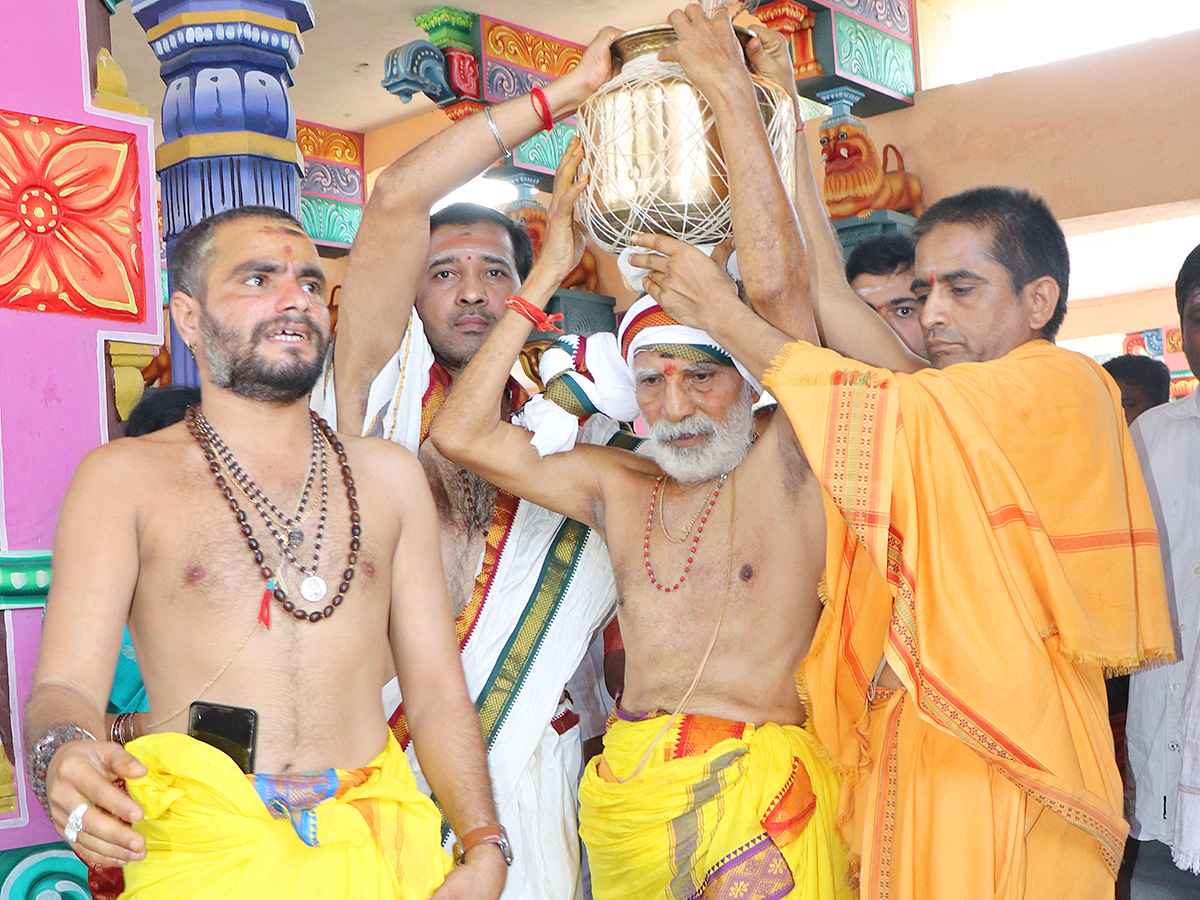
<box><xmin>382</xmin><ymin>6</ymin><xmax>584</xmax><ymax>185</ymax></box>
<box><xmin>297</xmin><ymin>121</ymin><xmax>364</xmax><ymax>250</ymax></box>
<box><xmin>758</xmin><ymin>0</ymin><xmax>915</xmax><ymax>116</ymax></box>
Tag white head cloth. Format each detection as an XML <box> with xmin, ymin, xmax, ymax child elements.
<box><xmin>517</xmin><ymin>295</ymin><xmax>762</xmax><ymax>456</ymax></box>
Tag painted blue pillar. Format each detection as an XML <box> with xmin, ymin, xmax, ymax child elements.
<box><xmin>131</xmin><ymin>0</ymin><xmax>315</xmax><ymax>385</ymax></box>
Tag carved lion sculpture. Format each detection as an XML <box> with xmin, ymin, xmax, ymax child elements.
<box><xmin>820</xmin><ymin>119</ymin><xmax>923</xmax><ymax>220</ymax></box>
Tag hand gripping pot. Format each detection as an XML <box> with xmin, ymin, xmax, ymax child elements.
<box><xmin>576</xmin><ymin>25</ymin><xmax>797</xmax><ymax>254</ymax></box>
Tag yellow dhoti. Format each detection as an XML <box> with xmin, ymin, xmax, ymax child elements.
<box><xmin>0</xmin><ymin>752</ymin><xmax>15</xmax><ymax>814</ymax></box>
<box><xmin>121</xmin><ymin>732</ymin><xmax>452</xmax><ymax>900</ymax></box>
<box><xmin>579</xmin><ymin>710</ymin><xmax>853</xmax><ymax>900</ymax></box>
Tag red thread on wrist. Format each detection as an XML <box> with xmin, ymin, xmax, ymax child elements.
<box><xmin>506</xmin><ymin>295</ymin><xmax>564</xmax><ymax>333</ymax></box>
<box><xmin>530</xmin><ymin>87</ymin><xmax>554</xmax><ymax>132</ymax></box>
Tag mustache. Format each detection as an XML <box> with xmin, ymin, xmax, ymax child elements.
<box><xmin>638</xmin><ymin>401</ymin><xmax>755</xmax><ymax>484</ymax></box>
<box><xmin>453</xmin><ymin>309</ymin><xmax>498</xmax><ymax>326</ymax></box>
<box><xmin>250</xmin><ymin>312</ymin><xmax>327</xmax><ymax>345</ymax></box>
<box><xmin>647</xmin><ymin>414</ymin><xmax>718</xmax><ymax>445</ymax></box>
<box><xmin>923</xmin><ymin>326</ymin><xmax>966</xmax><ymax>345</ymax></box>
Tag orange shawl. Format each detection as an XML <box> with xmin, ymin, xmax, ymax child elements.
<box><xmin>764</xmin><ymin>339</ymin><xmax>1173</xmax><ymax>880</ymax></box>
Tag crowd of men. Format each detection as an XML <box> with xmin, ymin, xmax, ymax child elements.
<box><xmin>22</xmin><ymin>4</ymin><xmax>1199</xmax><ymax>899</ymax></box>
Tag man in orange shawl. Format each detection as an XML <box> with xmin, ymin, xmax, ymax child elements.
<box><xmin>629</xmin><ymin>182</ymin><xmax>1174</xmax><ymax>898</ymax></box>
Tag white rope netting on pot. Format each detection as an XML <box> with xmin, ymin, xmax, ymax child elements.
<box><xmin>576</xmin><ymin>34</ymin><xmax>796</xmax><ymax>255</ymax></box>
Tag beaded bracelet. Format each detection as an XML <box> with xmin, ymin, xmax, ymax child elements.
<box><xmin>28</xmin><ymin>724</ymin><xmax>96</xmax><ymax>816</ymax></box>
<box><xmin>506</xmin><ymin>295</ymin><xmax>564</xmax><ymax>333</ymax></box>
<box><xmin>530</xmin><ymin>87</ymin><xmax>553</xmax><ymax>132</ymax></box>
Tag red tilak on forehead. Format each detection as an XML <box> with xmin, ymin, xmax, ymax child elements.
<box><xmin>663</xmin><ymin>364</ymin><xmax>676</xmax><ymax>376</ymax></box>
<box><xmin>926</xmin><ymin>269</ymin><xmax>937</xmax><ymax>286</ymax></box>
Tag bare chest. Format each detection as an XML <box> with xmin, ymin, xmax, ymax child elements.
<box><xmin>607</xmin><ymin>472</ymin><xmax>826</xmax><ymax>651</ymax></box>
<box><xmin>419</xmin><ymin>444</ymin><xmax>493</xmax><ymax>616</ymax></box>
<box><xmin>136</xmin><ymin>464</ymin><xmax>390</xmax><ymax>622</ymax></box>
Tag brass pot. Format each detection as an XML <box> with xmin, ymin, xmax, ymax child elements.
<box><xmin>577</xmin><ymin>25</ymin><xmax>796</xmax><ymax>253</ymax></box>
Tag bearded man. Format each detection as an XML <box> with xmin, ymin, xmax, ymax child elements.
<box><xmin>314</xmin><ymin>7</ymin><xmax>834</xmax><ymax>897</ymax></box>
<box><xmin>25</xmin><ymin>206</ymin><xmax>504</xmax><ymax>899</ymax></box>
<box><xmin>432</xmin><ymin>155</ymin><xmax>851</xmax><ymax>900</ymax></box>
<box><xmin>629</xmin><ymin>71</ymin><xmax>1174</xmax><ymax>895</ymax></box>
<box><xmin>430</xmin><ymin>10</ymin><xmax>853</xmax><ymax>897</ymax></box>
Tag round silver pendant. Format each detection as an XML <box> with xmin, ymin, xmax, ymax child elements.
<box><xmin>299</xmin><ymin>575</ymin><xmax>327</xmax><ymax>603</ymax></box>
<box><xmin>287</xmin><ymin>527</ymin><xmax>304</xmax><ymax>548</ymax></box>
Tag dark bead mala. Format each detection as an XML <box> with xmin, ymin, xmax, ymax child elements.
<box><xmin>186</xmin><ymin>408</ymin><xmax>359</xmax><ymax>624</ymax></box>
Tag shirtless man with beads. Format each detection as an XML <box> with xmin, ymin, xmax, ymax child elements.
<box><xmin>432</xmin><ymin>10</ymin><xmax>853</xmax><ymax>898</ymax></box>
<box><xmin>24</xmin><ymin>206</ymin><xmax>505</xmax><ymax>899</ymax></box>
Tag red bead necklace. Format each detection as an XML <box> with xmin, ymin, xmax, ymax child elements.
<box><xmin>643</xmin><ymin>472</ymin><xmax>727</xmax><ymax>593</ymax></box>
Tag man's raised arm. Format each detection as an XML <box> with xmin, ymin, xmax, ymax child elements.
<box><xmin>429</xmin><ymin>142</ymin><xmax>647</xmax><ymax>530</ymax></box>
<box><xmin>673</xmin><ymin>5</ymin><xmax>921</xmax><ymax>372</ymax></box>
<box><xmin>383</xmin><ymin>445</ymin><xmax>504</xmax><ymax>899</ymax></box>
<box><xmin>788</xmin><ymin>86</ymin><xmax>924</xmax><ymax>372</ymax></box>
<box><xmin>635</xmin><ymin>234</ymin><xmax>796</xmax><ymax>380</ymax></box>
<box><xmin>333</xmin><ymin>27</ymin><xmax>620</xmax><ymax>434</ymax></box>
<box><xmin>661</xmin><ymin>7</ymin><xmax>811</xmax><ymax>340</ymax></box>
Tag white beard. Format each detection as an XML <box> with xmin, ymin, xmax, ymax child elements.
<box><xmin>639</xmin><ymin>389</ymin><xmax>755</xmax><ymax>484</ymax></box>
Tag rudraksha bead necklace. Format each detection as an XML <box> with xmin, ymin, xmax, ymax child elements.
<box><xmin>192</xmin><ymin>409</ymin><xmax>331</xmax><ymax>600</ymax></box>
<box><xmin>202</xmin><ymin>410</ymin><xmax>320</xmax><ymax>548</ymax></box>
<box><xmin>217</xmin><ymin>449</ymin><xmax>319</xmax><ymax>541</ymax></box>
<box><xmin>185</xmin><ymin>407</ymin><xmax>360</xmax><ymax>623</ymax></box>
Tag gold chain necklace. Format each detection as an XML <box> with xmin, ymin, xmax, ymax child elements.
<box><xmin>658</xmin><ymin>476</ymin><xmax>717</xmax><ymax>544</ymax></box>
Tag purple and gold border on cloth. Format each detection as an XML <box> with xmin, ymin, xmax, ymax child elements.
<box><xmin>688</xmin><ymin>833</ymin><xmax>794</xmax><ymax>900</ymax></box>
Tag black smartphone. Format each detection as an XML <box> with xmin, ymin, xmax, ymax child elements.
<box><xmin>187</xmin><ymin>701</ymin><xmax>257</xmax><ymax>774</ymax></box>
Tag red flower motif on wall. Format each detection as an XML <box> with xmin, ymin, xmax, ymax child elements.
<box><xmin>0</xmin><ymin>109</ymin><xmax>145</xmax><ymax>320</ymax></box>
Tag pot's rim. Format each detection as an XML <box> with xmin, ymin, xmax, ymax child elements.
<box><xmin>611</xmin><ymin>23</ymin><xmax>754</xmax><ymax>68</ymax></box>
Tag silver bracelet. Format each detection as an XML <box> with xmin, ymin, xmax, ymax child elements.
<box><xmin>111</xmin><ymin>711</ymin><xmax>138</xmax><ymax>746</ymax></box>
<box><xmin>483</xmin><ymin>107</ymin><xmax>511</xmax><ymax>160</ymax></box>
<box><xmin>28</xmin><ymin>724</ymin><xmax>96</xmax><ymax>817</ymax></box>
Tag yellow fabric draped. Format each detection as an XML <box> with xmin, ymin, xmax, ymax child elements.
<box><xmin>0</xmin><ymin>752</ymin><xmax>15</xmax><ymax>814</ymax></box>
<box><xmin>763</xmin><ymin>339</ymin><xmax>1174</xmax><ymax>899</ymax></box>
<box><xmin>121</xmin><ymin>732</ymin><xmax>452</xmax><ymax>900</ymax></box>
<box><xmin>579</xmin><ymin>711</ymin><xmax>853</xmax><ymax>900</ymax></box>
